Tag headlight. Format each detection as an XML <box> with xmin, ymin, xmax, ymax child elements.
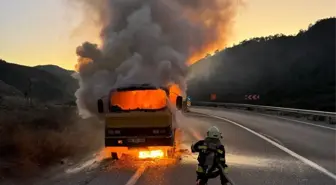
<box><xmin>108</xmin><ymin>129</ymin><xmax>121</xmax><ymax>135</ymax></box>
<box><xmin>159</xmin><ymin>129</ymin><xmax>166</xmax><ymax>134</ymax></box>
<box><xmin>153</xmin><ymin>129</ymin><xmax>167</xmax><ymax>134</ymax></box>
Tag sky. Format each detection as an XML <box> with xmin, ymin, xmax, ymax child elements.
<box><xmin>0</xmin><ymin>0</ymin><xmax>335</xmax><ymax>70</ymax></box>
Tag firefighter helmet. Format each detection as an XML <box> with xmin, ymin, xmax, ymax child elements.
<box><xmin>207</xmin><ymin>126</ymin><xmax>222</xmax><ymax>139</ymax></box>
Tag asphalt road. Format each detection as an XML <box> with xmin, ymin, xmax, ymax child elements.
<box><xmin>37</xmin><ymin>108</ymin><xmax>336</xmax><ymax>185</ymax></box>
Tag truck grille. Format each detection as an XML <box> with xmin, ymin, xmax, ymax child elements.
<box><xmin>105</xmin><ymin>126</ymin><xmax>172</xmax><ymax>136</ymax></box>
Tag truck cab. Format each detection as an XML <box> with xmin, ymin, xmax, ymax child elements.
<box><xmin>97</xmin><ymin>84</ymin><xmax>183</xmax><ymax>159</ymax></box>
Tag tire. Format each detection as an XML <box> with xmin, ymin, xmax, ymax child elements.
<box><xmin>167</xmin><ymin>148</ymin><xmax>175</xmax><ymax>158</ymax></box>
<box><xmin>111</xmin><ymin>152</ymin><xmax>119</xmax><ymax>160</ymax></box>
<box><xmin>168</xmin><ymin>129</ymin><xmax>178</xmax><ymax>158</ymax></box>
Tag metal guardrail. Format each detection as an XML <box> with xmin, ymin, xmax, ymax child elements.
<box><xmin>191</xmin><ymin>101</ymin><xmax>336</xmax><ymax>123</ymax></box>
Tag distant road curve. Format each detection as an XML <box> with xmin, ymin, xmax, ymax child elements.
<box><xmin>192</xmin><ymin>107</ymin><xmax>336</xmax><ymax>176</ymax></box>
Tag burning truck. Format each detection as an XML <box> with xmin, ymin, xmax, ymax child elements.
<box><xmin>97</xmin><ymin>83</ymin><xmax>183</xmax><ymax>160</ymax></box>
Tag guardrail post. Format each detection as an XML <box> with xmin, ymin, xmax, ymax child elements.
<box><xmin>327</xmin><ymin>117</ymin><xmax>336</xmax><ymax>125</ymax></box>
<box><xmin>193</xmin><ymin>101</ymin><xmax>336</xmax><ymax>126</ymax></box>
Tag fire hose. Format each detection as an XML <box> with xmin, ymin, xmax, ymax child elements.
<box><xmin>217</xmin><ymin>164</ymin><xmax>235</xmax><ymax>185</ymax></box>
<box><xmin>201</xmin><ymin>164</ymin><xmax>235</xmax><ymax>185</ymax></box>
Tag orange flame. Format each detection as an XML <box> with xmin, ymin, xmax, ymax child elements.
<box><xmin>169</xmin><ymin>84</ymin><xmax>182</xmax><ymax>103</ymax></box>
<box><xmin>110</xmin><ymin>87</ymin><xmax>184</xmax><ymax>110</ymax></box>
<box><xmin>187</xmin><ymin>47</ymin><xmax>220</xmax><ymax>65</ymax></box>
<box><xmin>183</xmin><ymin>0</ymin><xmax>235</xmax><ymax>66</ymax></box>
<box><xmin>138</xmin><ymin>150</ymin><xmax>164</xmax><ymax>159</ymax></box>
<box><xmin>111</xmin><ymin>89</ymin><xmax>167</xmax><ymax>110</ymax></box>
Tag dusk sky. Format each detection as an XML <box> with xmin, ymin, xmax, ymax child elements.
<box><xmin>0</xmin><ymin>0</ymin><xmax>335</xmax><ymax>70</ymax></box>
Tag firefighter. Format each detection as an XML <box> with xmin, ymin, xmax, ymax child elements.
<box><xmin>191</xmin><ymin>126</ymin><xmax>229</xmax><ymax>185</ymax></box>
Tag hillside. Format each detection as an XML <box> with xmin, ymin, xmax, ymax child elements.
<box><xmin>0</xmin><ymin>60</ymin><xmax>77</xmax><ymax>103</ymax></box>
<box><xmin>187</xmin><ymin>18</ymin><xmax>336</xmax><ymax>111</ymax></box>
<box><xmin>0</xmin><ymin>80</ymin><xmax>23</xmax><ymax>97</ymax></box>
<box><xmin>35</xmin><ymin>65</ymin><xmax>78</xmax><ymax>98</ymax></box>
<box><xmin>35</xmin><ymin>65</ymin><xmax>74</xmax><ymax>77</ymax></box>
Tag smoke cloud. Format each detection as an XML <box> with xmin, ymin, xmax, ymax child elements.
<box><xmin>71</xmin><ymin>0</ymin><xmax>240</xmax><ymax>118</ymax></box>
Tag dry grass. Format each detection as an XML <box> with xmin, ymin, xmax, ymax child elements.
<box><xmin>0</xmin><ymin>105</ymin><xmax>103</xmax><ymax>181</ymax></box>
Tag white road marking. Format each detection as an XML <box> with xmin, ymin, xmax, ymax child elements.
<box><xmin>259</xmin><ymin>133</ymin><xmax>285</xmax><ymax>146</ymax></box>
<box><xmin>125</xmin><ymin>164</ymin><xmax>147</xmax><ymax>185</ymax></box>
<box><xmin>196</xmin><ymin>111</ymin><xmax>336</xmax><ymax>181</ymax></box>
<box><xmin>65</xmin><ymin>152</ymin><xmax>103</xmax><ymax>174</ymax></box>
<box><xmin>65</xmin><ymin>158</ymin><xmax>98</xmax><ymax>174</ymax></box>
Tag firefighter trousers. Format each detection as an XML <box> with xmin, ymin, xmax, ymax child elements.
<box><xmin>196</xmin><ymin>165</ymin><xmax>229</xmax><ymax>185</ymax></box>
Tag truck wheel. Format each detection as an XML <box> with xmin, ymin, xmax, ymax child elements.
<box><xmin>167</xmin><ymin>130</ymin><xmax>177</xmax><ymax>158</ymax></box>
<box><xmin>111</xmin><ymin>152</ymin><xmax>119</xmax><ymax>160</ymax></box>
<box><xmin>167</xmin><ymin>148</ymin><xmax>175</xmax><ymax>158</ymax></box>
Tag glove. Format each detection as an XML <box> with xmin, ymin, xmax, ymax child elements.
<box><xmin>191</xmin><ymin>144</ymin><xmax>196</xmax><ymax>152</ymax></box>
<box><xmin>218</xmin><ymin>161</ymin><xmax>227</xmax><ymax>167</ymax></box>
<box><xmin>223</xmin><ymin>166</ymin><xmax>229</xmax><ymax>174</ymax></box>
<box><xmin>219</xmin><ymin>164</ymin><xmax>228</xmax><ymax>173</ymax></box>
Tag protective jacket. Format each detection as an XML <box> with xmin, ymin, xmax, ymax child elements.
<box><xmin>191</xmin><ymin>137</ymin><xmax>227</xmax><ymax>171</ymax></box>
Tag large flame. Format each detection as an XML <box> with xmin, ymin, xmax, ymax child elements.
<box><xmin>111</xmin><ymin>89</ymin><xmax>167</xmax><ymax>110</ymax></box>
<box><xmin>110</xmin><ymin>87</ymin><xmax>184</xmax><ymax>110</ymax></box>
<box><xmin>169</xmin><ymin>84</ymin><xmax>182</xmax><ymax>103</ymax></box>
<box><xmin>139</xmin><ymin>150</ymin><xmax>164</xmax><ymax>159</ymax></box>
<box><xmin>187</xmin><ymin>48</ymin><xmax>220</xmax><ymax>65</ymax></box>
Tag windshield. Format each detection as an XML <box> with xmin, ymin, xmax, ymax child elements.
<box><xmin>110</xmin><ymin>89</ymin><xmax>167</xmax><ymax>111</ymax></box>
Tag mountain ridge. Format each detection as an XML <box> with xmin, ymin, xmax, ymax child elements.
<box><xmin>187</xmin><ymin>17</ymin><xmax>336</xmax><ymax>111</ymax></box>
<box><xmin>0</xmin><ymin>59</ymin><xmax>77</xmax><ymax>103</ymax></box>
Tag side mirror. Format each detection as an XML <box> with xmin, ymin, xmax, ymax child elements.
<box><xmin>176</xmin><ymin>96</ymin><xmax>183</xmax><ymax>110</ymax></box>
<box><xmin>97</xmin><ymin>99</ymin><xmax>104</xmax><ymax>113</ymax></box>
